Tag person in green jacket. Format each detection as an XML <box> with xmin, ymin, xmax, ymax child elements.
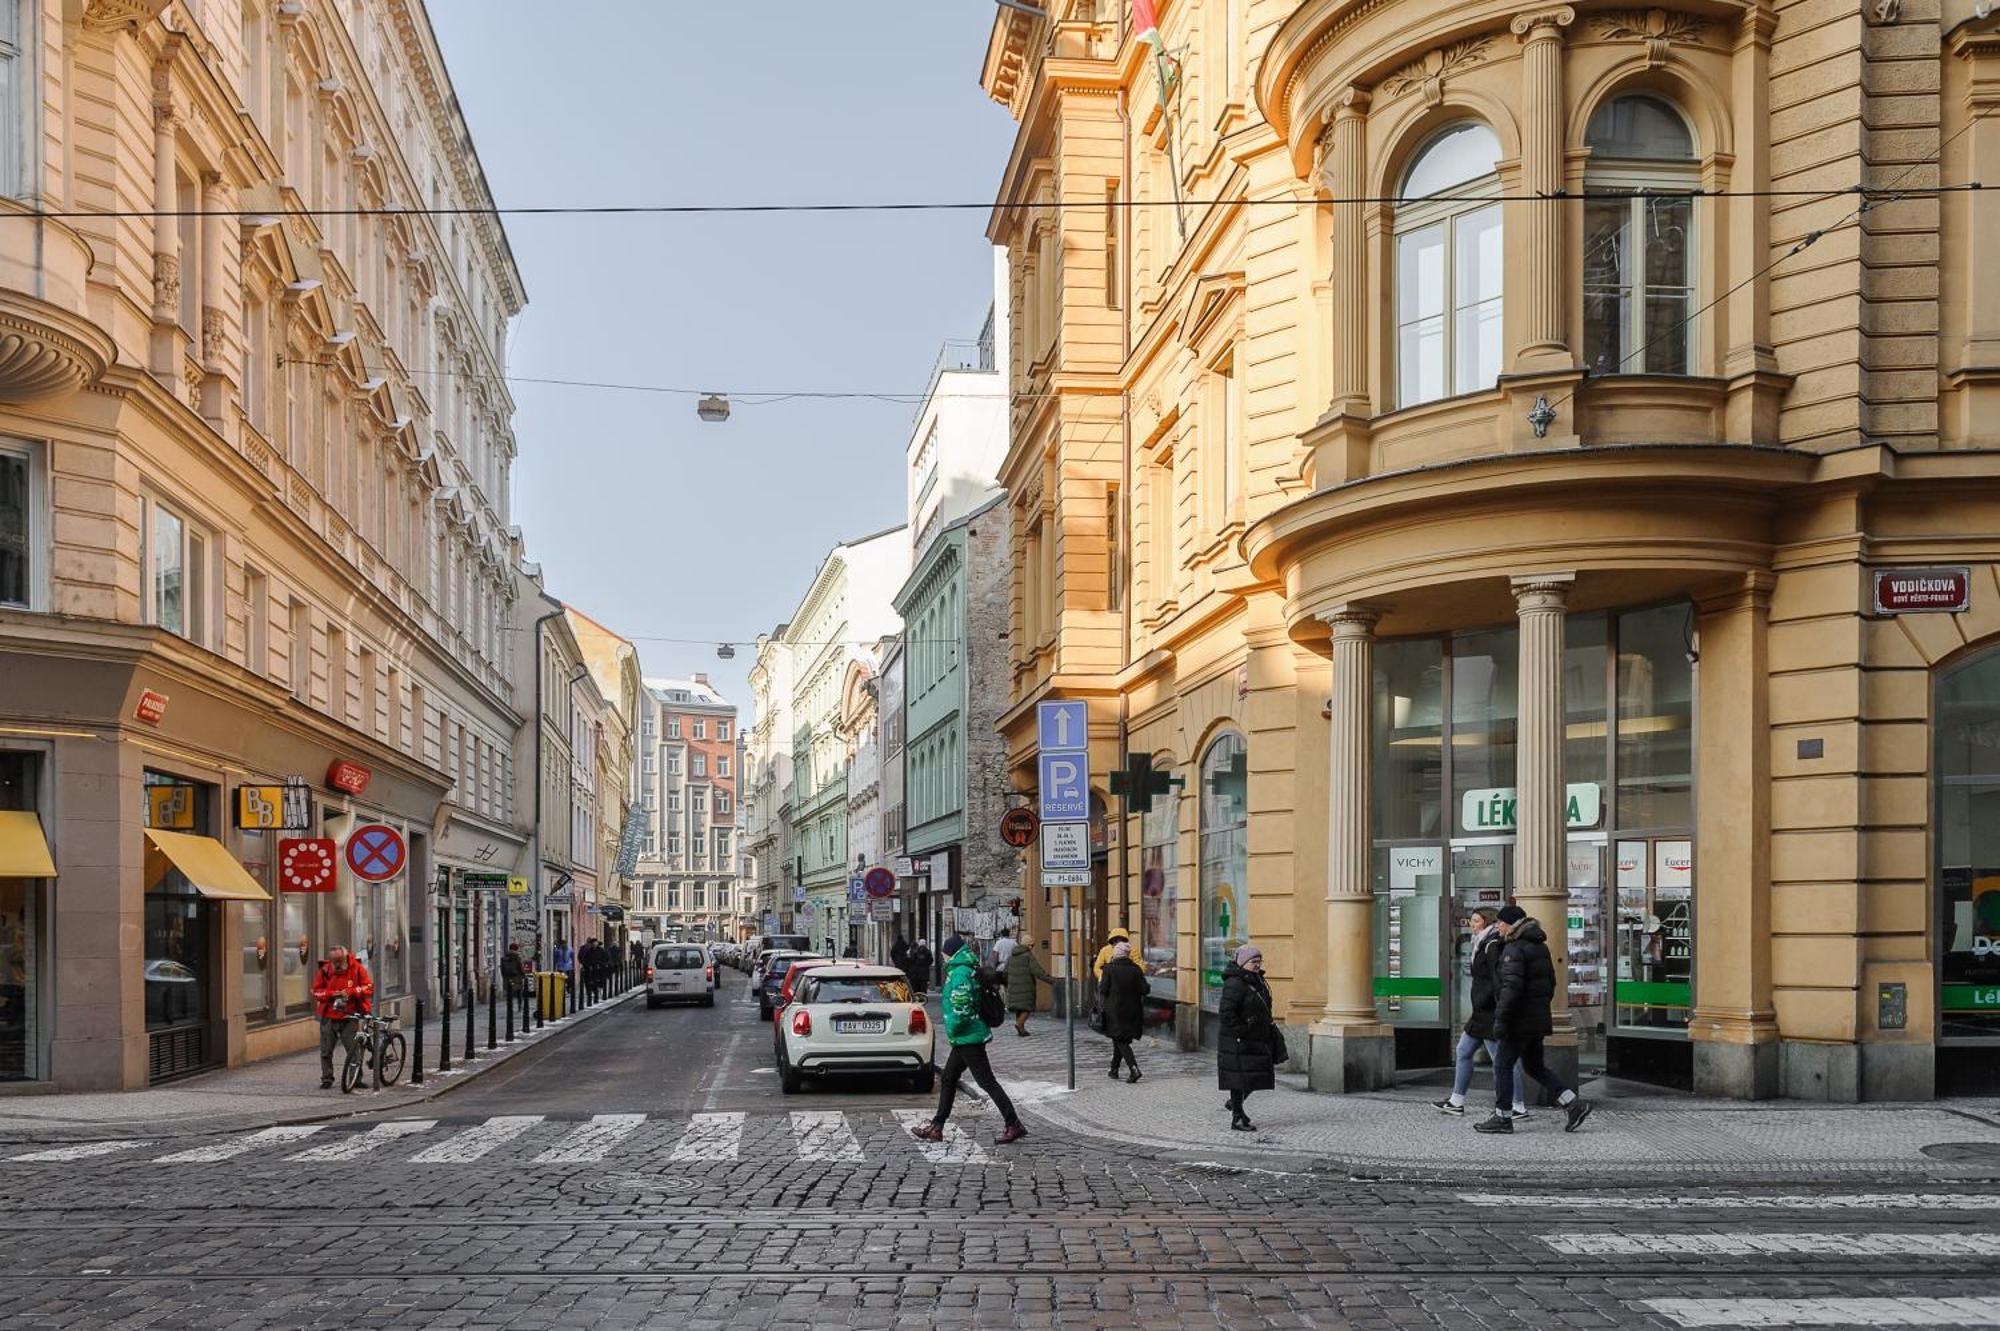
<box><xmin>1003</xmin><ymin>940</ymin><xmax>1055</xmax><ymax>1037</ymax></box>
<box><xmin>909</xmin><ymin>939</ymin><xmax>1028</xmax><ymax>1146</ymax></box>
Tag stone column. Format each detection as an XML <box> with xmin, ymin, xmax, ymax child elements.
<box><xmin>200</xmin><ymin>171</ymin><xmax>227</xmax><ymax>367</ymax></box>
<box><xmin>1511</xmin><ymin>572</ymin><xmax>1575</xmax><ymax>1076</ymax></box>
<box><xmin>1309</xmin><ymin>605</ymin><xmax>1394</xmax><ymax>1093</ymax></box>
<box><xmin>1326</xmin><ymin>89</ymin><xmax>1370</xmax><ymax>415</ymax></box>
<box><xmin>149</xmin><ymin>100</ymin><xmax>182</xmax><ymax>380</ymax></box>
<box><xmin>1509</xmin><ymin>7</ymin><xmax>1575</xmax><ymax>371</ymax></box>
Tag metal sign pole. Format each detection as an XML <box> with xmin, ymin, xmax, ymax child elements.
<box><xmin>1065</xmin><ymin>883</ymin><xmax>1076</xmax><ymax>1092</ymax></box>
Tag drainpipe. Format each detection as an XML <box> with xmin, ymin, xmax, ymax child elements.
<box><xmin>1114</xmin><ymin>70</ymin><xmax>1136</xmax><ymax>944</ymax></box>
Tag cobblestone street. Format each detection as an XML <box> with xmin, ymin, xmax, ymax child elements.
<box><xmin>3</xmin><ymin>990</ymin><xmax>1997</xmax><ymax>1329</ymax></box>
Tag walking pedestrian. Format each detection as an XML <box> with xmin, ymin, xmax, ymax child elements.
<box><xmin>891</xmin><ymin>933</ymin><xmax>910</xmax><ymax>976</ymax></box>
<box><xmin>1475</xmin><ymin>905</ymin><xmax>1593</xmax><ymax>1134</ymax></box>
<box><xmin>1003</xmin><ymin>938</ymin><xmax>1055</xmax><ymax>1037</ymax></box>
<box><xmin>1092</xmin><ymin>927</ymin><xmax>1136</xmax><ymax>980</ymax></box>
<box><xmin>311</xmin><ymin>945</ymin><xmax>373</xmax><ymax>1089</ymax></box>
<box><xmin>1218</xmin><ymin>944</ymin><xmax>1279</xmax><ymax>1132</ymax></box>
<box><xmin>909</xmin><ymin>938</ymin><xmax>1028</xmax><ymax>1146</ymax></box>
<box><xmin>501</xmin><ymin>942</ymin><xmax>528</xmax><ymax>1003</ymax></box>
<box><xmin>1097</xmin><ymin>938</ymin><xmax>1148</xmax><ymax>1082</ymax></box>
<box><xmin>991</xmin><ymin>927</ymin><xmax>1017</xmax><ymax>969</ymax></box>
<box><xmin>906</xmin><ymin>938</ymin><xmax>934</xmax><ymax>994</ymax></box>
<box><xmin>1433</xmin><ymin>907</ymin><xmax>1530</xmax><ymax>1120</ymax></box>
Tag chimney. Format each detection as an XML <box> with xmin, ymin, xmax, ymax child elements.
<box><xmin>693</xmin><ymin>673</ymin><xmax>710</xmax><ymax>686</ymax></box>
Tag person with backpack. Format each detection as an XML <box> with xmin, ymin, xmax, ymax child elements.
<box><xmin>1475</xmin><ymin>905</ymin><xmax>1593</xmax><ymax>1134</ymax></box>
<box><xmin>1097</xmin><ymin>938</ymin><xmax>1148</xmax><ymax>1082</ymax></box>
<box><xmin>909</xmin><ymin>938</ymin><xmax>1027</xmax><ymax>1146</ymax></box>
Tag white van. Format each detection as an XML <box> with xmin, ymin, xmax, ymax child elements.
<box><xmin>646</xmin><ymin>943</ymin><xmax>715</xmax><ymax>1009</ymax></box>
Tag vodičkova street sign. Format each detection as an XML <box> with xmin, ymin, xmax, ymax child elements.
<box><xmin>1461</xmin><ymin>783</ymin><xmax>1603</xmax><ymax>833</ymax></box>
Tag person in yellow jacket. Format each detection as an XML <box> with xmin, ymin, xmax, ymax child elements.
<box><xmin>1093</xmin><ymin>927</ymin><xmax>1137</xmax><ymax>981</ymax></box>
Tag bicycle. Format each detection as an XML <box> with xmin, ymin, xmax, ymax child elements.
<box><xmin>339</xmin><ymin>1012</ymin><xmax>407</xmax><ymax>1093</ymax></box>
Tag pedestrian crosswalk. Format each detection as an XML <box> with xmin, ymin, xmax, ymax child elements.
<box><xmin>1</xmin><ymin>1106</ymin><xmax>1007</xmax><ymax>1170</ymax></box>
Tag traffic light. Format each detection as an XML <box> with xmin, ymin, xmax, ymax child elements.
<box><xmin>1108</xmin><ymin>752</ymin><xmax>1181</xmax><ymax>814</ymax></box>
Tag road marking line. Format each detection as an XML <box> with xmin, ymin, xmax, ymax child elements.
<box><xmin>893</xmin><ymin>1109</ymin><xmax>990</xmax><ymax>1165</ymax></box>
<box><xmin>1645</xmin><ymin>1297</ymin><xmax>2000</xmax><ymax>1327</ymax></box>
<box><xmin>8</xmin><ymin>1140</ymin><xmax>155</xmax><ymax>1162</ymax></box>
<box><xmin>670</xmin><ymin>1112</ymin><xmax>743</xmax><ymax>1162</ymax></box>
<box><xmin>1468</xmin><ymin>1193</ymin><xmax>2000</xmax><ymax>1211</ymax></box>
<box><xmin>408</xmin><ymin>1115</ymin><xmax>543</xmax><ymax>1163</ymax></box>
<box><xmin>789</xmin><ymin>1110</ymin><xmax>862</xmax><ymax>1162</ymax></box>
<box><xmin>153</xmin><ymin>1125</ymin><xmax>325</xmax><ymax>1163</ymax></box>
<box><xmin>1550</xmin><ymin>1232</ymin><xmax>2000</xmax><ymax>1258</ymax></box>
<box><xmin>533</xmin><ymin>1113</ymin><xmax>646</xmax><ymax>1163</ymax></box>
<box><xmin>286</xmin><ymin>1120</ymin><xmax>436</xmax><ymax>1162</ymax></box>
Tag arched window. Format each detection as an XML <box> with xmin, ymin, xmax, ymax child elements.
<box><xmin>1583</xmin><ymin>95</ymin><xmax>1698</xmax><ymax>376</ymax></box>
<box><xmin>1395</xmin><ymin>122</ymin><xmax>1504</xmax><ymax>408</ymax></box>
<box><xmin>1197</xmin><ymin>731</ymin><xmax>1249</xmax><ymax>1019</ymax></box>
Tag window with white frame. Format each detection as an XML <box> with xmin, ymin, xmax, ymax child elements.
<box><xmin>143</xmin><ymin>497</ymin><xmax>209</xmax><ymax>645</ymax></box>
<box><xmin>692</xmin><ymin>753</ymin><xmax>707</xmax><ymax>778</ymax></box>
<box><xmin>717</xmin><ymin>720</ymin><xmax>730</xmax><ymax>741</ymax></box>
<box><xmin>667</xmin><ymin>716</ymin><xmax>681</xmax><ymax>739</ymax></box>
<box><xmin>714</xmin><ymin>829</ymin><xmax>731</xmax><ymax>861</ymax></box>
<box><xmin>716</xmin><ymin>791</ymin><xmax>731</xmax><ymax>815</ymax></box>
<box><xmin>1583</xmin><ymin>95</ymin><xmax>1698</xmax><ymax>377</ymax></box>
<box><xmin>667</xmin><ymin>832</ymin><xmax>681</xmax><ymax>859</ymax></box>
<box><xmin>692</xmin><ymin>788</ymin><xmax>707</xmax><ymax>814</ymax></box>
<box><xmin>667</xmin><ymin>788</ymin><xmax>681</xmax><ymax>812</ymax></box>
<box><xmin>693</xmin><ymin>718</ymin><xmax>706</xmax><ymax>740</ymax></box>
<box><xmin>0</xmin><ymin>440</ymin><xmax>39</xmax><ymax>610</ymax></box>
<box><xmin>667</xmin><ymin>752</ymin><xmax>682</xmax><ymax>776</ymax></box>
<box><xmin>717</xmin><ymin>756</ymin><xmax>730</xmax><ymax>778</ymax></box>
<box><xmin>1395</xmin><ymin>122</ymin><xmax>1505</xmax><ymax>409</ymax></box>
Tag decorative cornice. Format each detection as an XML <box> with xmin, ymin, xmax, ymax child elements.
<box><xmin>80</xmin><ymin>0</ymin><xmax>171</xmax><ymax>33</ymax></box>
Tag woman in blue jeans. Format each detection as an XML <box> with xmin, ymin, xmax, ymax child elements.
<box><xmin>1433</xmin><ymin>906</ymin><xmax>1529</xmax><ymax>1119</ymax></box>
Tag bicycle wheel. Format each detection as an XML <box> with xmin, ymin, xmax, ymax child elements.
<box><xmin>340</xmin><ymin>1045</ymin><xmax>366</xmax><ymax>1094</ymax></box>
<box><xmin>378</xmin><ymin>1032</ymin><xmax>407</xmax><ymax>1086</ymax></box>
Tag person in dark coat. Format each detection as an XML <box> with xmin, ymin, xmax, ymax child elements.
<box><xmin>1433</xmin><ymin>908</ymin><xmax>1528</xmax><ymax>1119</ymax></box>
<box><xmin>1217</xmin><ymin>944</ymin><xmax>1279</xmax><ymax>1131</ymax></box>
<box><xmin>1097</xmin><ymin>939</ymin><xmax>1149</xmax><ymax>1082</ymax></box>
<box><xmin>1476</xmin><ymin>905</ymin><xmax>1591</xmax><ymax>1134</ymax></box>
<box><xmin>905</xmin><ymin>939</ymin><xmax>934</xmax><ymax>994</ymax></box>
<box><xmin>891</xmin><ymin>935</ymin><xmax>910</xmax><ymax>974</ymax></box>
<box><xmin>1004</xmin><ymin>941</ymin><xmax>1055</xmax><ymax>1037</ymax></box>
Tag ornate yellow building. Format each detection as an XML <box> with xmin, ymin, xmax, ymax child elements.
<box><xmin>983</xmin><ymin>0</ymin><xmax>2000</xmax><ymax>1100</ymax></box>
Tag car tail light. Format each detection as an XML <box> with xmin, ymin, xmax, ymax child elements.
<box><xmin>909</xmin><ymin>1007</ymin><xmax>927</xmax><ymax>1036</ymax></box>
<box><xmin>645</xmin><ymin>967</ymin><xmax>654</xmax><ymax>980</ymax></box>
<box><xmin>791</xmin><ymin>1008</ymin><xmax>812</xmax><ymax>1037</ymax></box>
<box><xmin>705</xmin><ymin>966</ymin><xmax>714</xmax><ymax>982</ymax></box>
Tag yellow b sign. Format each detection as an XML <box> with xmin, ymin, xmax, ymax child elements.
<box><xmin>146</xmin><ymin>785</ymin><xmax>195</xmax><ymax>830</ymax></box>
<box><xmin>238</xmin><ymin>785</ymin><xmax>283</xmax><ymax>829</ymax></box>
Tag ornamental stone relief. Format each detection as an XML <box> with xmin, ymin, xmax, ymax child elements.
<box><xmin>1591</xmin><ymin>9</ymin><xmax>1710</xmax><ymax>65</ymax></box>
<box><xmin>80</xmin><ymin>0</ymin><xmax>172</xmax><ymax>32</ymax></box>
<box><xmin>1379</xmin><ymin>37</ymin><xmax>1493</xmax><ymax>107</ymax></box>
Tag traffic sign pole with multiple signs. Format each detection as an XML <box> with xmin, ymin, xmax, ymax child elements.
<box><xmin>1035</xmin><ymin>699</ymin><xmax>1090</xmax><ymax>1091</ymax></box>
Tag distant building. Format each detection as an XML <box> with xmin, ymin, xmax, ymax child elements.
<box><xmin>632</xmin><ymin>676</ymin><xmax>742</xmax><ymax>941</ymax></box>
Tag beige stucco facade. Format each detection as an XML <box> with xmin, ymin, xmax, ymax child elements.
<box><xmin>0</xmin><ymin>0</ymin><xmax>526</xmax><ymax>1089</ymax></box>
<box><xmin>983</xmin><ymin>0</ymin><xmax>2000</xmax><ymax>1100</ymax></box>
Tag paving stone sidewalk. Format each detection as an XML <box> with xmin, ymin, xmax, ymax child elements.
<box><xmin>969</xmin><ymin>1009</ymin><xmax>2000</xmax><ymax>1178</ymax></box>
<box><xmin>0</xmin><ymin>983</ymin><xmax>644</xmax><ymax>1143</ymax></box>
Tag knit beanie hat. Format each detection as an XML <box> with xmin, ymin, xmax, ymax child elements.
<box><xmin>1234</xmin><ymin>944</ymin><xmax>1262</xmax><ymax>966</ymax></box>
<box><xmin>1496</xmin><ymin>905</ymin><xmax>1527</xmax><ymax>925</ymax></box>
<box><xmin>1112</xmin><ymin>939</ymin><xmax>1132</xmax><ymax>959</ymax></box>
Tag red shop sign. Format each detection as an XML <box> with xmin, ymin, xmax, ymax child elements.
<box><xmin>278</xmin><ymin>837</ymin><xmax>338</xmax><ymax>893</ymax></box>
<box><xmin>133</xmin><ymin>689</ymin><xmax>169</xmax><ymax>726</ymax></box>
<box><xmin>326</xmin><ymin>760</ymin><xmax>372</xmax><ymax>795</ymax></box>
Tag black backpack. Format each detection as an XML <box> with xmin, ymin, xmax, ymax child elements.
<box><xmin>977</xmin><ymin>968</ymin><xmax>1007</xmax><ymax>1027</ymax></box>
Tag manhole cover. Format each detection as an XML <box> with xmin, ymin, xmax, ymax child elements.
<box><xmin>1920</xmin><ymin>1141</ymin><xmax>2000</xmax><ymax>1167</ymax></box>
<box><xmin>584</xmin><ymin>1173</ymin><xmax>697</xmax><ymax>1195</ymax></box>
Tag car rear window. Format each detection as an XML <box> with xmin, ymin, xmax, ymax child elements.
<box><xmin>764</xmin><ymin>935</ymin><xmax>809</xmax><ymax>953</ymax></box>
<box><xmin>653</xmin><ymin>948</ymin><xmax>704</xmax><ymax>969</ymax></box>
<box><xmin>807</xmin><ymin>976</ymin><xmax>914</xmax><ymax>1004</ymax></box>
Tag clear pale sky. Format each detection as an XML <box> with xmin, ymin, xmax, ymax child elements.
<box><xmin>426</xmin><ymin>2</ymin><xmax>1019</xmax><ymax>714</ymax></box>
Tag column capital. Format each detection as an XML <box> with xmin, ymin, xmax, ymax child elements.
<box><xmin>1510</xmin><ymin>5</ymin><xmax>1576</xmax><ymax>39</ymax></box>
<box><xmin>1332</xmin><ymin>86</ymin><xmax>1371</xmax><ymax>122</ymax></box>
<box><xmin>1509</xmin><ymin>572</ymin><xmax>1576</xmax><ymax>612</ymax></box>
<box><xmin>1317</xmin><ymin>603</ymin><xmax>1384</xmax><ymax>638</ymax></box>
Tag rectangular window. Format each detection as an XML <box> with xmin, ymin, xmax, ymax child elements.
<box><xmin>667</xmin><ymin>717</ymin><xmax>681</xmax><ymax>739</ymax></box>
<box><xmin>0</xmin><ymin>443</ymin><xmax>35</xmax><ymax>609</ymax></box>
<box><xmin>716</xmin><ymin>720</ymin><xmax>730</xmax><ymax>742</ymax></box>
<box><xmin>667</xmin><ymin>789</ymin><xmax>681</xmax><ymax>812</ymax></box>
<box><xmin>668</xmin><ymin>753</ymin><xmax>682</xmax><ymax>776</ymax></box>
<box><xmin>692</xmin><ymin>789</ymin><xmax>707</xmax><ymax>814</ymax></box>
<box><xmin>289</xmin><ymin>599</ymin><xmax>310</xmax><ymax>699</ymax></box>
<box><xmin>667</xmin><ymin>833</ymin><xmax>681</xmax><ymax>859</ymax></box>
<box><xmin>716</xmin><ymin>792</ymin><xmax>731</xmax><ymax>816</ymax></box>
<box><xmin>717</xmin><ymin>756</ymin><xmax>730</xmax><ymax>778</ymax></box>
<box><xmin>1219</xmin><ymin>358</ymin><xmax>1241</xmax><ymax>516</ymax></box>
<box><xmin>144</xmin><ymin>499</ymin><xmax>206</xmax><ymax>645</ymax></box>
<box><xmin>715</xmin><ymin>830</ymin><xmax>731</xmax><ymax>860</ymax></box>
<box><xmin>693</xmin><ymin>719</ymin><xmax>707</xmax><ymax>740</ymax></box>
<box><xmin>1105</xmin><ymin>483</ymin><xmax>1122</xmax><ymax>612</ymax></box>
<box><xmin>243</xmin><ymin>567</ymin><xmax>269</xmax><ymax>676</ymax></box>
<box><xmin>244</xmin><ymin>293</ymin><xmax>268</xmax><ymax>431</ymax></box>
<box><xmin>1104</xmin><ymin>181</ymin><xmax>1121</xmax><ymax>310</ymax></box>
<box><xmin>692</xmin><ymin>753</ymin><xmax>707</xmax><ymax>778</ymax></box>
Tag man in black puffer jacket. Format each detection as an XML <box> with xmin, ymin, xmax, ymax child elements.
<box><xmin>1474</xmin><ymin>905</ymin><xmax>1592</xmax><ymax>1135</ymax></box>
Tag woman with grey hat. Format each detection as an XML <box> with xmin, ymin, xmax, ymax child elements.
<box><xmin>1217</xmin><ymin>944</ymin><xmax>1280</xmax><ymax>1132</ymax></box>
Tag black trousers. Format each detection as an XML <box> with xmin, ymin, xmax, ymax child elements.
<box><xmin>1226</xmin><ymin>1088</ymin><xmax>1255</xmax><ymax>1115</ymax></box>
<box><xmin>933</xmin><ymin>1040</ymin><xmax>1019</xmax><ymax>1127</ymax></box>
<box><xmin>1110</xmin><ymin>1038</ymin><xmax>1137</xmax><ymax>1074</ymax></box>
<box><xmin>1494</xmin><ymin>1035</ymin><xmax>1569</xmax><ymax>1110</ymax></box>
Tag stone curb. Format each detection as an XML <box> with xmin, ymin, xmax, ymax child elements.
<box><xmin>0</xmin><ymin>988</ymin><xmax>645</xmax><ymax>1146</ymax></box>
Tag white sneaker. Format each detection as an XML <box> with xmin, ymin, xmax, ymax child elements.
<box><xmin>1511</xmin><ymin>1106</ymin><xmax>1531</xmax><ymax>1121</ymax></box>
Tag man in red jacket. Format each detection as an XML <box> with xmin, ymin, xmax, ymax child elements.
<box><xmin>312</xmin><ymin>945</ymin><xmax>373</xmax><ymax>1089</ymax></box>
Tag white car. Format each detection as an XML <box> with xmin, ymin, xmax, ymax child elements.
<box><xmin>775</xmin><ymin>964</ymin><xmax>933</xmax><ymax>1095</ymax></box>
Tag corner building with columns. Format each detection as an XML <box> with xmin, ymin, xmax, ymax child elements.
<box><xmin>982</xmin><ymin>0</ymin><xmax>2000</xmax><ymax>1101</ymax></box>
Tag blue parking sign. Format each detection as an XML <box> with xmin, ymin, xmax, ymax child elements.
<box><xmin>1037</xmin><ymin>700</ymin><xmax>1088</xmax><ymax>753</ymax></box>
<box><xmin>1038</xmin><ymin>751</ymin><xmax>1089</xmax><ymax>822</ymax></box>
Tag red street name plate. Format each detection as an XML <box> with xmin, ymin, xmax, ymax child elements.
<box><xmin>1872</xmin><ymin>566</ymin><xmax>1971</xmax><ymax>615</ymax></box>
<box><xmin>326</xmin><ymin>759</ymin><xmax>372</xmax><ymax>795</ymax></box>
<box><xmin>133</xmin><ymin>689</ymin><xmax>169</xmax><ymax>725</ymax></box>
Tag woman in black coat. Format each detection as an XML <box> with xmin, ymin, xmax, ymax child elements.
<box><xmin>1217</xmin><ymin>944</ymin><xmax>1280</xmax><ymax>1131</ymax></box>
<box><xmin>1097</xmin><ymin>940</ymin><xmax>1149</xmax><ymax>1083</ymax></box>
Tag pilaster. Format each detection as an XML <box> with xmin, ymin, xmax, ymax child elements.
<box><xmin>1510</xmin><ymin>572</ymin><xmax>1574</xmax><ymax>1067</ymax></box>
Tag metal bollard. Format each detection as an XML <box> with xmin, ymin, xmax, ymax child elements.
<box><xmin>537</xmin><ymin>976</ymin><xmax>546</xmax><ymax>1028</ymax></box>
<box><xmin>439</xmin><ymin>988</ymin><xmax>451</xmax><ymax>1073</ymax></box>
<box><xmin>464</xmin><ymin>979</ymin><xmax>477</xmax><ymax>1062</ymax></box>
<box><xmin>505</xmin><ymin>983</ymin><xmax>515</xmax><ymax>1042</ymax></box>
<box><xmin>487</xmin><ymin>977</ymin><xmax>497</xmax><ymax>1050</ymax></box>
<box><xmin>411</xmin><ymin>1000</ymin><xmax>425</xmax><ymax>1085</ymax></box>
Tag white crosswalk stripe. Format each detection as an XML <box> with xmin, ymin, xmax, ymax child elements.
<box><xmin>789</xmin><ymin>1109</ymin><xmax>863</xmax><ymax>1161</ymax></box>
<box><xmin>533</xmin><ymin>1113</ymin><xmax>646</xmax><ymax>1163</ymax></box>
<box><xmin>8</xmin><ymin>1139</ymin><xmax>154</xmax><ymax>1162</ymax></box>
<box><xmin>1474</xmin><ymin>1192</ymin><xmax>2000</xmax><ymax>1211</ymax></box>
<box><xmin>287</xmin><ymin>1120</ymin><xmax>436</xmax><ymax>1162</ymax></box>
<box><xmin>408</xmin><ymin>1115</ymin><xmax>543</xmax><ymax>1163</ymax></box>
<box><xmin>1552</xmin><ymin>1231</ymin><xmax>2000</xmax><ymax>1258</ymax></box>
<box><xmin>1646</xmin><ymin>1297</ymin><xmax>2000</xmax><ymax>1327</ymax></box>
<box><xmin>669</xmin><ymin>1112</ymin><xmax>743</xmax><ymax>1162</ymax></box>
<box><xmin>892</xmin><ymin>1110</ymin><xmax>990</xmax><ymax>1165</ymax></box>
<box><xmin>153</xmin><ymin>1125</ymin><xmax>325</xmax><ymax>1163</ymax></box>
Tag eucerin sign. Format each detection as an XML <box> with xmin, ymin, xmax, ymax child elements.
<box><xmin>1872</xmin><ymin>566</ymin><xmax>1971</xmax><ymax>615</ymax></box>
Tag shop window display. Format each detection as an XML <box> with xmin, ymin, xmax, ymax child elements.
<box><xmin>1937</xmin><ymin>650</ymin><xmax>2000</xmax><ymax>1040</ymax></box>
<box><xmin>1198</xmin><ymin>733</ymin><xmax>1249</xmax><ymax>1015</ymax></box>
<box><xmin>1139</xmin><ymin>771</ymin><xmax>1179</xmax><ymax>1002</ymax></box>
<box><xmin>0</xmin><ymin>750</ymin><xmax>41</xmax><ymax>1080</ymax></box>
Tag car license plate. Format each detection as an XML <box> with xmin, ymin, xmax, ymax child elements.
<box><xmin>833</xmin><ymin>1018</ymin><xmax>887</xmax><ymax>1034</ymax></box>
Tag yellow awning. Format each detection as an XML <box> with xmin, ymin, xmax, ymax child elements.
<box><xmin>0</xmin><ymin>811</ymin><xmax>55</xmax><ymax>878</ymax></box>
<box><xmin>143</xmin><ymin>829</ymin><xmax>270</xmax><ymax>902</ymax></box>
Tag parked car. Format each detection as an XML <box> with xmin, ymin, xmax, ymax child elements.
<box><xmin>755</xmin><ymin>952</ymin><xmax>822</xmax><ymax>1021</ymax></box>
<box><xmin>752</xmin><ymin>933</ymin><xmax>810</xmax><ymax>967</ymax></box>
<box><xmin>769</xmin><ymin>957</ymin><xmax>838</xmax><ymax>1037</ymax></box>
<box><xmin>774</xmin><ymin>965</ymin><xmax>933</xmax><ymax>1095</ymax></box>
<box><xmin>646</xmin><ymin>943</ymin><xmax>715</xmax><ymax>1009</ymax></box>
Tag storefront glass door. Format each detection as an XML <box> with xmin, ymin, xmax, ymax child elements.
<box><xmin>1937</xmin><ymin>650</ymin><xmax>2000</xmax><ymax>1041</ymax></box>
